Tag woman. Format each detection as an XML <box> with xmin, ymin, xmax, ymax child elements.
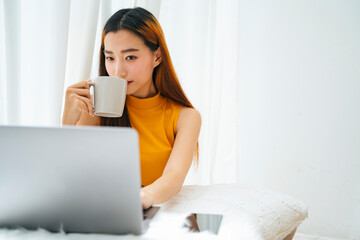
<box><xmin>62</xmin><ymin>7</ymin><xmax>201</xmax><ymax>210</ymax></box>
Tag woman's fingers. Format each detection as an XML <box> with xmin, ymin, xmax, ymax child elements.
<box><xmin>74</xmin><ymin>95</ymin><xmax>94</xmax><ymax>116</ymax></box>
<box><xmin>68</xmin><ymin>79</ymin><xmax>91</xmax><ymax>89</ymax></box>
<box><xmin>67</xmin><ymin>88</ymin><xmax>91</xmax><ymax>98</ymax></box>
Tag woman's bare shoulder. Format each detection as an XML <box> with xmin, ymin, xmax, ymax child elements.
<box><xmin>176</xmin><ymin>107</ymin><xmax>201</xmax><ymax>132</ymax></box>
<box><xmin>180</xmin><ymin>107</ymin><xmax>201</xmax><ymax>120</ymax></box>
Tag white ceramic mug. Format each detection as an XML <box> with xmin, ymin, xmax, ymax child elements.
<box><xmin>88</xmin><ymin>76</ymin><xmax>127</xmax><ymax>118</ymax></box>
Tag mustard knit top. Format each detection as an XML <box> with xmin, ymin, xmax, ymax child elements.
<box><xmin>126</xmin><ymin>93</ymin><xmax>183</xmax><ymax>186</ymax></box>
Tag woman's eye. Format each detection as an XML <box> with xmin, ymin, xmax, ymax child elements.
<box><xmin>125</xmin><ymin>56</ymin><xmax>136</xmax><ymax>60</ymax></box>
<box><xmin>105</xmin><ymin>56</ymin><xmax>114</xmax><ymax>61</ymax></box>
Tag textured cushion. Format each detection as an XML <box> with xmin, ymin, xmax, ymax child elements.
<box><xmin>161</xmin><ymin>184</ymin><xmax>308</xmax><ymax>240</ymax></box>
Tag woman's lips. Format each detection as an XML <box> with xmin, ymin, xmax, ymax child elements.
<box><xmin>127</xmin><ymin>81</ymin><xmax>133</xmax><ymax>86</ymax></box>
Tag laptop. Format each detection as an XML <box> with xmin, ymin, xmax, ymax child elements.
<box><xmin>0</xmin><ymin>125</ymin><xmax>159</xmax><ymax>235</ymax></box>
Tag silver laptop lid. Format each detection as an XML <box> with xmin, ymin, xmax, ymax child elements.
<box><xmin>0</xmin><ymin>125</ymin><xmax>143</xmax><ymax>235</ymax></box>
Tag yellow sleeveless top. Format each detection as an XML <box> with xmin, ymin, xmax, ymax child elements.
<box><xmin>126</xmin><ymin>93</ymin><xmax>183</xmax><ymax>186</ymax></box>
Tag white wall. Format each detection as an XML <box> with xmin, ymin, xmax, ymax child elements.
<box><xmin>237</xmin><ymin>1</ymin><xmax>360</xmax><ymax>239</ymax></box>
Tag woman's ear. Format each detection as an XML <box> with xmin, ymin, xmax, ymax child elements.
<box><xmin>153</xmin><ymin>47</ymin><xmax>162</xmax><ymax>67</ymax></box>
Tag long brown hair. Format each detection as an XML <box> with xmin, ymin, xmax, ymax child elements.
<box><xmin>99</xmin><ymin>7</ymin><xmax>198</xmax><ymax>161</ymax></box>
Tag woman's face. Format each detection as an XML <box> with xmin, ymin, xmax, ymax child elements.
<box><xmin>104</xmin><ymin>29</ymin><xmax>161</xmax><ymax>98</ymax></box>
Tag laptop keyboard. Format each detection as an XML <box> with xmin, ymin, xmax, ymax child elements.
<box><xmin>142</xmin><ymin>206</ymin><xmax>160</xmax><ymax>221</ymax></box>
<box><xmin>143</xmin><ymin>209</ymin><xmax>147</xmax><ymax>220</ymax></box>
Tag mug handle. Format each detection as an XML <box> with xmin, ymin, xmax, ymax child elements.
<box><xmin>88</xmin><ymin>82</ymin><xmax>95</xmax><ymax>111</ymax></box>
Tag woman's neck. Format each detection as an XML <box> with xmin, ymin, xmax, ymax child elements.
<box><xmin>131</xmin><ymin>81</ymin><xmax>157</xmax><ymax>99</ymax></box>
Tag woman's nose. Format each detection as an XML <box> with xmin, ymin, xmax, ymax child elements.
<box><xmin>115</xmin><ymin>62</ymin><xmax>127</xmax><ymax>78</ymax></box>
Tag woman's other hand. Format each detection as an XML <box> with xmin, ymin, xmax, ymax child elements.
<box><xmin>141</xmin><ymin>188</ymin><xmax>155</xmax><ymax>209</ymax></box>
<box><xmin>62</xmin><ymin>79</ymin><xmax>94</xmax><ymax>125</ymax></box>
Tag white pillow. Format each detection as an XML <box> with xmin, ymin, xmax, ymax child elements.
<box><xmin>161</xmin><ymin>184</ymin><xmax>308</xmax><ymax>240</ymax></box>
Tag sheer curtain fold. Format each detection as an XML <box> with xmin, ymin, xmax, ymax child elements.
<box><xmin>208</xmin><ymin>0</ymin><xmax>240</xmax><ymax>184</ymax></box>
<box><xmin>49</xmin><ymin>0</ymin><xmax>71</xmax><ymax>125</ymax></box>
<box><xmin>1</xmin><ymin>0</ymin><xmax>72</xmax><ymax>126</ymax></box>
<box><xmin>159</xmin><ymin>0</ymin><xmax>240</xmax><ymax>184</ymax></box>
<box><xmin>1</xmin><ymin>0</ymin><xmax>21</xmax><ymax>125</ymax></box>
<box><xmin>0</xmin><ymin>0</ymin><xmax>6</xmax><ymax>123</ymax></box>
<box><xmin>0</xmin><ymin>0</ymin><xmax>100</xmax><ymax>126</ymax></box>
<box><xmin>64</xmin><ymin>0</ymin><xmax>100</xmax><ymax>88</ymax></box>
<box><xmin>135</xmin><ymin>0</ymin><xmax>161</xmax><ymax>19</ymax></box>
<box><xmin>23</xmin><ymin>0</ymin><xmax>75</xmax><ymax>126</ymax></box>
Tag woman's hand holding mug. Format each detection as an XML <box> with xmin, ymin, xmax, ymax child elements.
<box><xmin>62</xmin><ymin>76</ymin><xmax>127</xmax><ymax>125</ymax></box>
<box><xmin>62</xmin><ymin>79</ymin><xmax>94</xmax><ymax>125</ymax></box>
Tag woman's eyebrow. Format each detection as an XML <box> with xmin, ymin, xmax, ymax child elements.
<box><xmin>103</xmin><ymin>48</ymin><xmax>139</xmax><ymax>54</ymax></box>
<box><xmin>103</xmin><ymin>49</ymin><xmax>113</xmax><ymax>54</ymax></box>
<box><xmin>121</xmin><ymin>48</ymin><xmax>139</xmax><ymax>53</ymax></box>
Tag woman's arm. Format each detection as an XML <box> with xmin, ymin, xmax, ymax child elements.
<box><xmin>141</xmin><ymin>107</ymin><xmax>201</xmax><ymax>209</ymax></box>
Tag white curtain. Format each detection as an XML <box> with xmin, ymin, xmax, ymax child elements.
<box><xmin>0</xmin><ymin>0</ymin><xmax>240</xmax><ymax>185</ymax></box>
<box><xmin>0</xmin><ymin>0</ymin><xmax>7</xmax><ymax>124</ymax></box>
<box><xmin>0</xmin><ymin>0</ymin><xmax>21</xmax><ymax>125</ymax></box>
<box><xmin>158</xmin><ymin>0</ymin><xmax>240</xmax><ymax>184</ymax></box>
<box><xmin>1</xmin><ymin>0</ymin><xmax>71</xmax><ymax>126</ymax></box>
